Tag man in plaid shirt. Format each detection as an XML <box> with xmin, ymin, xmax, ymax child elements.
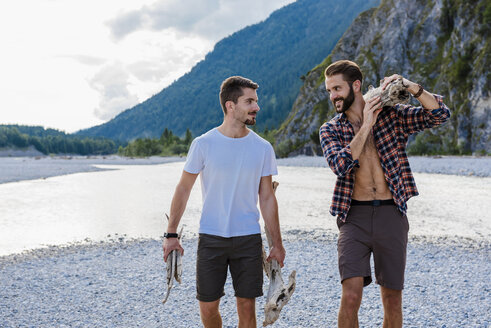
<box><xmin>319</xmin><ymin>60</ymin><xmax>450</xmax><ymax>327</ymax></box>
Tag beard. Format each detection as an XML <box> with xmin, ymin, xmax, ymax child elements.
<box><xmin>332</xmin><ymin>83</ymin><xmax>355</xmax><ymax>113</ymax></box>
<box><xmin>244</xmin><ymin>113</ymin><xmax>257</xmax><ymax>125</ymax></box>
<box><xmin>244</xmin><ymin>118</ymin><xmax>256</xmax><ymax>125</ymax></box>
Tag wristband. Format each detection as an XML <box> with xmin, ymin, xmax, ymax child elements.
<box><xmin>413</xmin><ymin>84</ymin><xmax>424</xmax><ymax>98</ymax></box>
<box><xmin>164</xmin><ymin>232</ymin><xmax>179</xmax><ymax>239</ymax></box>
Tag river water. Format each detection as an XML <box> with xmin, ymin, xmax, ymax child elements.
<box><xmin>0</xmin><ymin>162</ymin><xmax>490</xmax><ymax>255</ymax></box>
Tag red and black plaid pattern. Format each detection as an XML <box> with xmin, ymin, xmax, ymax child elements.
<box><xmin>320</xmin><ymin>94</ymin><xmax>450</xmax><ymax>222</ymax></box>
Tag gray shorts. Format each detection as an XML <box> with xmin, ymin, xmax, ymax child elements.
<box><xmin>337</xmin><ymin>201</ymin><xmax>409</xmax><ymax>290</ymax></box>
<box><xmin>196</xmin><ymin>233</ymin><xmax>263</xmax><ymax>302</ymax></box>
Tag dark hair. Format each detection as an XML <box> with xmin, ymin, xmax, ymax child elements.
<box><xmin>219</xmin><ymin>76</ymin><xmax>259</xmax><ymax>114</ymax></box>
<box><xmin>324</xmin><ymin>60</ymin><xmax>363</xmax><ymax>84</ymax></box>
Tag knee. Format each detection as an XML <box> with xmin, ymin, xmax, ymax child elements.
<box><xmin>382</xmin><ymin>292</ymin><xmax>402</xmax><ymax>312</ymax></box>
<box><xmin>342</xmin><ymin>290</ymin><xmax>362</xmax><ymax>310</ymax></box>
<box><xmin>237</xmin><ymin>297</ymin><xmax>256</xmax><ymax>320</ymax></box>
<box><xmin>237</xmin><ymin>298</ymin><xmax>255</xmax><ymax>313</ymax></box>
<box><xmin>200</xmin><ymin>301</ymin><xmax>220</xmax><ymax>319</ymax></box>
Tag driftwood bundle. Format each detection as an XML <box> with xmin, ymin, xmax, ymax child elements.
<box><xmin>363</xmin><ymin>77</ymin><xmax>411</xmax><ymax>108</ymax></box>
<box><xmin>262</xmin><ymin>181</ymin><xmax>296</xmax><ymax>326</ymax></box>
<box><xmin>162</xmin><ymin>214</ymin><xmax>183</xmax><ymax>305</ymax></box>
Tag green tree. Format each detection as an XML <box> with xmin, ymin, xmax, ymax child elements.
<box><xmin>184</xmin><ymin>128</ymin><xmax>193</xmax><ymax>145</ymax></box>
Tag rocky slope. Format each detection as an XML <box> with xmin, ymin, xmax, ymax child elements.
<box><xmin>275</xmin><ymin>0</ymin><xmax>490</xmax><ymax>156</ymax></box>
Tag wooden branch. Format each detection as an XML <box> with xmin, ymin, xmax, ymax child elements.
<box><xmin>262</xmin><ymin>181</ymin><xmax>296</xmax><ymax>326</ymax></box>
<box><xmin>162</xmin><ymin>214</ymin><xmax>183</xmax><ymax>305</ymax></box>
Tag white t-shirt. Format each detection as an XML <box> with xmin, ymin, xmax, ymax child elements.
<box><xmin>184</xmin><ymin>127</ymin><xmax>278</xmax><ymax>237</ymax></box>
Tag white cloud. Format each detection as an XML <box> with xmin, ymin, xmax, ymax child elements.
<box><xmin>107</xmin><ymin>10</ymin><xmax>147</xmax><ymax>41</ymax></box>
<box><xmin>127</xmin><ymin>60</ymin><xmax>166</xmax><ymax>83</ymax></box>
<box><xmin>107</xmin><ymin>0</ymin><xmax>294</xmax><ymax>41</ymax></box>
<box><xmin>60</xmin><ymin>55</ymin><xmax>107</xmax><ymax>66</ymax></box>
<box><xmin>107</xmin><ymin>0</ymin><xmax>220</xmax><ymax>40</ymax></box>
<box><xmin>125</xmin><ymin>32</ymin><xmax>210</xmax><ymax>83</ymax></box>
<box><xmin>90</xmin><ymin>63</ymin><xmax>140</xmax><ymax>121</ymax></box>
<box><xmin>86</xmin><ymin>29</ymin><xmax>212</xmax><ymax>120</ymax></box>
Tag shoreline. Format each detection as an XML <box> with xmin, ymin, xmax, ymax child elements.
<box><xmin>1</xmin><ymin>236</ymin><xmax>489</xmax><ymax>327</ymax></box>
<box><xmin>1</xmin><ymin>154</ymin><xmax>490</xmax><ymax>185</ymax></box>
<box><xmin>0</xmin><ymin>155</ymin><xmax>185</xmax><ymax>184</ymax></box>
<box><xmin>276</xmin><ymin>155</ymin><xmax>491</xmax><ymax>177</ymax></box>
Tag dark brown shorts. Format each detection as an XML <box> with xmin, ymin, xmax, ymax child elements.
<box><xmin>337</xmin><ymin>202</ymin><xmax>409</xmax><ymax>290</ymax></box>
<box><xmin>196</xmin><ymin>233</ymin><xmax>263</xmax><ymax>302</ymax></box>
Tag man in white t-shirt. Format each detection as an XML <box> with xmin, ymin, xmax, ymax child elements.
<box><xmin>163</xmin><ymin>76</ymin><xmax>285</xmax><ymax>328</ymax></box>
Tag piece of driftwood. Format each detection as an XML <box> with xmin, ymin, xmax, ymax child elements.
<box><xmin>162</xmin><ymin>214</ymin><xmax>183</xmax><ymax>305</ymax></box>
<box><xmin>363</xmin><ymin>77</ymin><xmax>411</xmax><ymax>108</ymax></box>
<box><xmin>262</xmin><ymin>181</ymin><xmax>296</xmax><ymax>326</ymax></box>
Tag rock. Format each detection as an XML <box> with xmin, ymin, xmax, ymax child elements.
<box><xmin>276</xmin><ymin>0</ymin><xmax>491</xmax><ymax>156</ymax></box>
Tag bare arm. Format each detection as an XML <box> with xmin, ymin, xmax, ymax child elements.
<box><xmin>319</xmin><ymin>96</ymin><xmax>382</xmax><ymax>176</ymax></box>
<box><xmin>163</xmin><ymin>170</ymin><xmax>198</xmax><ymax>262</ymax></box>
<box><xmin>349</xmin><ymin>121</ymin><xmax>372</xmax><ymax>162</ymax></box>
<box><xmin>350</xmin><ymin>96</ymin><xmax>383</xmax><ymax>161</ymax></box>
<box><xmin>380</xmin><ymin>74</ymin><xmax>450</xmax><ymax>135</ymax></box>
<box><xmin>408</xmin><ymin>85</ymin><xmax>439</xmax><ymax>110</ymax></box>
<box><xmin>259</xmin><ymin>175</ymin><xmax>285</xmax><ymax>267</ymax></box>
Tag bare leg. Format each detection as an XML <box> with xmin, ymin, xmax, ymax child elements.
<box><xmin>338</xmin><ymin>277</ymin><xmax>364</xmax><ymax>328</ymax></box>
<box><xmin>199</xmin><ymin>300</ymin><xmax>222</xmax><ymax>328</ymax></box>
<box><xmin>236</xmin><ymin>297</ymin><xmax>256</xmax><ymax>328</ymax></box>
<box><xmin>380</xmin><ymin>286</ymin><xmax>402</xmax><ymax>328</ymax></box>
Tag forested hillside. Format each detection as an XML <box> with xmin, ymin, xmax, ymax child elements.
<box><xmin>78</xmin><ymin>0</ymin><xmax>379</xmax><ymax>141</ymax></box>
<box><xmin>0</xmin><ymin>125</ymin><xmax>120</xmax><ymax>155</ymax></box>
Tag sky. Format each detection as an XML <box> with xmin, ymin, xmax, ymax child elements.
<box><xmin>0</xmin><ymin>0</ymin><xmax>295</xmax><ymax>133</ymax></box>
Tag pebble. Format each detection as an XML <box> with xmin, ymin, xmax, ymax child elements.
<box><xmin>0</xmin><ymin>237</ymin><xmax>489</xmax><ymax>327</ymax></box>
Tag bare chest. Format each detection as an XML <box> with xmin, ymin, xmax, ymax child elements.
<box><xmin>352</xmin><ymin>125</ymin><xmax>379</xmax><ymax>160</ymax></box>
<box><xmin>351</xmin><ymin>124</ymin><xmax>392</xmax><ymax>199</ymax></box>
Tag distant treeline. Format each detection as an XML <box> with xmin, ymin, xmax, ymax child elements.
<box><xmin>0</xmin><ymin>125</ymin><xmax>120</xmax><ymax>155</ymax></box>
<box><xmin>118</xmin><ymin>127</ymin><xmax>276</xmax><ymax>158</ymax></box>
<box><xmin>118</xmin><ymin>128</ymin><xmax>193</xmax><ymax>157</ymax></box>
<box><xmin>1</xmin><ymin>124</ymin><xmax>276</xmax><ymax>158</ymax></box>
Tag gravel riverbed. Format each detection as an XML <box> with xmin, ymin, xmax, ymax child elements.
<box><xmin>1</xmin><ymin>155</ymin><xmax>490</xmax><ymax>327</ymax></box>
<box><xmin>276</xmin><ymin>155</ymin><xmax>491</xmax><ymax>177</ymax></box>
<box><xmin>1</xmin><ymin>233</ymin><xmax>489</xmax><ymax>327</ymax></box>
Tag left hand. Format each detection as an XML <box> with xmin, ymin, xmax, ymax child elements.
<box><xmin>380</xmin><ymin>74</ymin><xmax>415</xmax><ymax>91</ymax></box>
<box><xmin>266</xmin><ymin>244</ymin><xmax>286</xmax><ymax>267</ymax></box>
<box><xmin>163</xmin><ymin>237</ymin><xmax>184</xmax><ymax>262</ymax></box>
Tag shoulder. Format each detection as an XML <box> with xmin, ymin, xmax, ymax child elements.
<box><xmin>201</xmin><ymin>128</ymin><xmax>219</xmax><ymax>139</ymax></box>
<box><xmin>379</xmin><ymin>106</ymin><xmax>400</xmax><ymax>118</ymax></box>
<box><xmin>188</xmin><ymin>129</ymin><xmax>218</xmax><ymax>156</ymax></box>
<box><xmin>320</xmin><ymin>114</ymin><xmax>343</xmax><ymax>132</ymax></box>
<box><xmin>249</xmin><ymin>130</ymin><xmax>274</xmax><ymax>151</ymax></box>
<box><xmin>193</xmin><ymin>128</ymin><xmax>218</xmax><ymax>144</ymax></box>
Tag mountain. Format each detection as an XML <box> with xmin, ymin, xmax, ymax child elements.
<box><xmin>77</xmin><ymin>0</ymin><xmax>379</xmax><ymax>141</ymax></box>
<box><xmin>275</xmin><ymin>0</ymin><xmax>491</xmax><ymax>156</ymax></box>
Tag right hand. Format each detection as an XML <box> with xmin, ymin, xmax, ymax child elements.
<box><xmin>266</xmin><ymin>244</ymin><xmax>286</xmax><ymax>268</ymax></box>
<box><xmin>363</xmin><ymin>96</ymin><xmax>382</xmax><ymax>127</ymax></box>
<box><xmin>163</xmin><ymin>237</ymin><xmax>184</xmax><ymax>262</ymax></box>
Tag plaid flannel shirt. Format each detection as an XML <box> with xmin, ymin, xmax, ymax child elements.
<box><xmin>320</xmin><ymin>94</ymin><xmax>450</xmax><ymax>222</ymax></box>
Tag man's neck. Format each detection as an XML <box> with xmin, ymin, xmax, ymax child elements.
<box><xmin>345</xmin><ymin>97</ymin><xmax>365</xmax><ymax>127</ymax></box>
<box><xmin>217</xmin><ymin>121</ymin><xmax>250</xmax><ymax>138</ymax></box>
